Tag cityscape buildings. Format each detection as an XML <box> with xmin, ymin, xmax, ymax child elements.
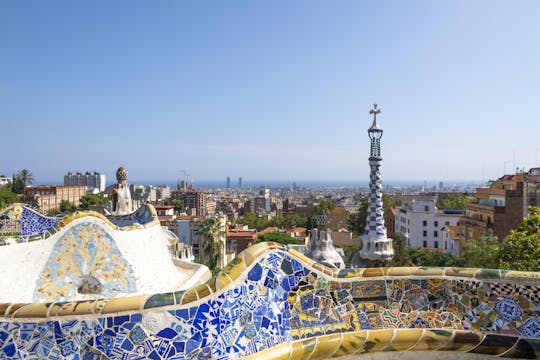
<box><xmin>64</xmin><ymin>171</ymin><xmax>106</xmax><ymax>193</ymax></box>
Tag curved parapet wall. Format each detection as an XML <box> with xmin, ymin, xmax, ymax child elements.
<box><xmin>0</xmin><ymin>204</ymin><xmax>159</xmax><ymax>243</ymax></box>
<box><xmin>0</xmin><ymin>242</ymin><xmax>539</xmax><ymax>359</ymax></box>
<box><xmin>0</xmin><ymin>207</ymin><xmax>208</xmax><ymax>304</ymax></box>
<box><xmin>0</xmin><ymin>204</ymin><xmax>61</xmax><ymax>238</ymax></box>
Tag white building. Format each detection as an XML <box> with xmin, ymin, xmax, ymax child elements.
<box><xmin>64</xmin><ymin>171</ymin><xmax>106</xmax><ymax>193</ymax></box>
<box><xmin>0</xmin><ymin>177</ymin><xmax>11</xmax><ymax>186</ymax></box>
<box><xmin>395</xmin><ymin>200</ymin><xmax>463</xmax><ymax>254</ymax></box>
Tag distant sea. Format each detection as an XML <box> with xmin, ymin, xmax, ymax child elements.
<box><xmin>127</xmin><ymin>179</ymin><xmax>485</xmax><ymax>189</ymax></box>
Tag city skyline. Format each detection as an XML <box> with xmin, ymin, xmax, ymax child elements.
<box><xmin>1</xmin><ymin>1</ymin><xmax>540</xmax><ymax>182</ymax></box>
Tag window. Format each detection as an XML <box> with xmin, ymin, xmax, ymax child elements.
<box><xmin>468</xmin><ymin>231</ymin><xmax>473</xmax><ymax>239</ymax></box>
<box><xmin>434</xmin><ymin>231</ymin><xmax>438</xmax><ymax>237</ymax></box>
<box><xmin>423</xmin><ymin>230</ymin><xmax>427</xmax><ymax>237</ymax></box>
<box><xmin>445</xmin><ymin>241</ymin><xmax>448</xmax><ymax>250</ymax></box>
<box><xmin>434</xmin><ymin>241</ymin><xmax>439</xmax><ymax>249</ymax></box>
<box><xmin>423</xmin><ymin>220</ymin><xmax>427</xmax><ymax>226</ymax></box>
<box><xmin>434</xmin><ymin>221</ymin><xmax>438</xmax><ymax>227</ymax></box>
<box><xmin>445</xmin><ymin>221</ymin><xmax>450</xmax><ymax>226</ymax></box>
<box><xmin>423</xmin><ymin>240</ymin><xmax>427</xmax><ymax>248</ymax></box>
<box><xmin>424</xmin><ymin>205</ymin><xmax>429</xmax><ymax>212</ymax></box>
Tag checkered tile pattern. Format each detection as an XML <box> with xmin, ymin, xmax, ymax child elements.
<box><xmin>364</xmin><ymin>163</ymin><xmax>386</xmax><ymax>237</ymax></box>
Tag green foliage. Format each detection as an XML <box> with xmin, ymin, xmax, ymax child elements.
<box><xmin>348</xmin><ymin>197</ymin><xmax>368</xmax><ymax>235</ymax></box>
<box><xmin>497</xmin><ymin>207</ymin><xmax>540</xmax><ymax>271</ymax></box>
<box><xmin>314</xmin><ymin>200</ymin><xmax>336</xmax><ymax>215</ymax></box>
<box><xmin>59</xmin><ymin>200</ymin><xmax>77</xmax><ymax>214</ymax></box>
<box><xmin>0</xmin><ymin>187</ymin><xmax>19</xmax><ymax>209</ymax></box>
<box><xmin>270</xmin><ymin>214</ymin><xmax>307</xmax><ymax>229</ymax></box>
<box><xmin>15</xmin><ymin>169</ymin><xmax>34</xmax><ymax>186</ymax></box>
<box><xmin>382</xmin><ymin>193</ymin><xmax>402</xmax><ymax>212</ymax></box>
<box><xmin>437</xmin><ymin>193</ymin><xmax>470</xmax><ymax>210</ymax></box>
<box><xmin>163</xmin><ymin>199</ymin><xmax>185</xmax><ymax>212</ymax></box>
<box><xmin>10</xmin><ymin>178</ymin><xmax>24</xmax><ymax>194</ymax></box>
<box><xmin>240</xmin><ymin>212</ymin><xmax>270</xmax><ymax>231</ymax></box>
<box><xmin>388</xmin><ymin>233</ymin><xmax>411</xmax><ymax>266</ymax></box>
<box><xmin>463</xmin><ymin>230</ymin><xmax>499</xmax><ymax>268</ymax></box>
<box><xmin>79</xmin><ymin>193</ymin><xmax>108</xmax><ymax>210</ymax></box>
<box><xmin>196</xmin><ymin>217</ymin><xmax>225</xmax><ymax>275</ymax></box>
<box><xmin>407</xmin><ymin>248</ymin><xmax>460</xmax><ymax>267</ymax></box>
<box><xmin>256</xmin><ymin>232</ymin><xmax>301</xmax><ymax>245</ymax></box>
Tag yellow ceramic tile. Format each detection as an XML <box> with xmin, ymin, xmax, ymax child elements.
<box><xmin>241</xmin><ymin>343</ymin><xmax>291</xmax><ymax>360</ymax></box>
<box><xmin>215</xmin><ymin>272</ymin><xmax>234</xmax><ymax>291</ymax></box>
<box><xmin>101</xmin><ymin>296</ymin><xmax>144</xmax><ymax>314</ymax></box>
<box><xmin>4</xmin><ymin>303</ymin><xmax>26</xmax><ymax>318</ymax></box>
<box><xmin>194</xmin><ymin>284</ymin><xmax>213</xmax><ymax>301</ymax></box>
<box><xmin>180</xmin><ymin>290</ymin><xmax>198</xmax><ymax>305</ymax></box>
<box><xmin>93</xmin><ymin>299</ymin><xmax>111</xmax><ymax>314</ymax></box>
<box><xmin>0</xmin><ymin>303</ymin><xmax>11</xmax><ymax>317</ymax></box>
<box><xmin>289</xmin><ymin>338</ymin><xmax>317</xmax><ymax>360</ymax></box>
<box><xmin>332</xmin><ymin>331</ymin><xmax>367</xmax><ymax>357</ymax></box>
<box><xmin>361</xmin><ymin>329</ymin><xmax>395</xmax><ymax>353</ymax></box>
<box><xmin>439</xmin><ymin>330</ymin><xmax>484</xmax><ymax>352</ymax></box>
<box><xmin>411</xmin><ymin>329</ymin><xmax>454</xmax><ymax>351</ymax></box>
<box><xmin>386</xmin><ymin>267</ymin><xmax>416</xmax><ymax>277</ymax></box>
<box><xmin>56</xmin><ymin>301</ymin><xmax>96</xmax><ymax>316</ymax></box>
<box><xmin>362</xmin><ymin>268</ymin><xmax>385</xmax><ymax>277</ymax></box>
<box><xmin>11</xmin><ymin>303</ymin><xmax>49</xmax><ymax>318</ymax></box>
<box><xmin>413</xmin><ymin>267</ymin><xmax>445</xmax><ymax>276</ymax></box>
<box><xmin>387</xmin><ymin>329</ymin><xmax>423</xmax><ymax>351</ymax></box>
<box><xmin>444</xmin><ymin>267</ymin><xmax>478</xmax><ymax>278</ymax></box>
<box><xmin>309</xmin><ymin>333</ymin><xmax>342</xmax><ymax>360</ymax></box>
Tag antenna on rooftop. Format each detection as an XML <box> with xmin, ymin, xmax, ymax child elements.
<box><xmin>513</xmin><ymin>148</ymin><xmax>516</xmax><ymax>174</ymax></box>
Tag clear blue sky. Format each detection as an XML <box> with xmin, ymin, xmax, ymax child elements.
<box><xmin>1</xmin><ymin>1</ymin><xmax>539</xmax><ymax>184</ymax></box>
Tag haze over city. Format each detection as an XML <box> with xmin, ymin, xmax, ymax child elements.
<box><xmin>1</xmin><ymin>1</ymin><xmax>539</xmax><ymax>183</ymax></box>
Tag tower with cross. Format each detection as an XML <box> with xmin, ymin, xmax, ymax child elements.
<box><xmin>353</xmin><ymin>104</ymin><xmax>393</xmax><ymax>266</ymax></box>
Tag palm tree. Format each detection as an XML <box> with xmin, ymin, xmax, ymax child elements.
<box><xmin>16</xmin><ymin>169</ymin><xmax>34</xmax><ymax>186</ymax></box>
<box><xmin>195</xmin><ymin>217</ymin><xmax>225</xmax><ymax>275</ymax></box>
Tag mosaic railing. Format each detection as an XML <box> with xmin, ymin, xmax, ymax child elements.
<box><xmin>0</xmin><ymin>204</ymin><xmax>61</xmax><ymax>238</ymax></box>
<box><xmin>0</xmin><ymin>242</ymin><xmax>539</xmax><ymax>359</ymax></box>
<box><xmin>0</xmin><ymin>204</ymin><xmax>159</xmax><ymax>243</ymax></box>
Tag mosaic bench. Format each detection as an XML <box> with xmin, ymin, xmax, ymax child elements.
<box><xmin>0</xmin><ymin>242</ymin><xmax>539</xmax><ymax>359</ymax></box>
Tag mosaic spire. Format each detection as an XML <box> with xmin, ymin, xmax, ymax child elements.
<box><xmin>357</xmin><ymin>104</ymin><xmax>393</xmax><ymax>263</ymax></box>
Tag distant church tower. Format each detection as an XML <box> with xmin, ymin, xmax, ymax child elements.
<box><xmin>352</xmin><ymin>104</ymin><xmax>393</xmax><ymax>266</ymax></box>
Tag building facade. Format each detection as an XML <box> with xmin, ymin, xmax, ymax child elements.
<box><xmin>395</xmin><ymin>200</ymin><xmax>463</xmax><ymax>253</ymax></box>
<box><xmin>24</xmin><ymin>185</ymin><xmax>87</xmax><ymax>212</ymax></box>
<box><xmin>64</xmin><ymin>171</ymin><xmax>106</xmax><ymax>193</ymax></box>
<box><xmin>171</xmin><ymin>189</ymin><xmax>207</xmax><ymax>216</ymax></box>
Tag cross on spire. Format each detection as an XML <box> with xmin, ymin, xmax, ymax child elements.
<box><xmin>369</xmin><ymin>103</ymin><xmax>381</xmax><ymax>122</ymax></box>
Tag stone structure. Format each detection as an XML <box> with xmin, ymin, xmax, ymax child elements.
<box><xmin>305</xmin><ymin>213</ymin><xmax>345</xmax><ymax>269</ymax></box>
<box><xmin>353</xmin><ymin>104</ymin><xmax>393</xmax><ymax>266</ymax></box>
<box><xmin>111</xmin><ymin>166</ymin><xmax>136</xmax><ymax>216</ymax></box>
<box><xmin>0</xmin><ymin>241</ymin><xmax>538</xmax><ymax>359</ymax></box>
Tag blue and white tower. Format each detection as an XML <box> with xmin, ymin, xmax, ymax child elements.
<box><xmin>355</xmin><ymin>104</ymin><xmax>393</xmax><ymax>265</ymax></box>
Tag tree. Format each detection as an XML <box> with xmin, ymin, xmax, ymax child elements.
<box><xmin>382</xmin><ymin>193</ymin><xmax>402</xmax><ymax>212</ymax></box>
<box><xmin>462</xmin><ymin>230</ymin><xmax>499</xmax><ymax>268</ymax></box>
<box><xmin>196</xmin><ymin>217</ymin><xmax>225</xmax><ymax>275</ymax></box>
<box><xmin>15</xmin><ymin>169</ymin><xmax>34</xmax><ymax>186</ymax></box>
<box><xmin>79</xmin><ymin>193</ymin><xmax>108</xmax><ymax>210</ymax></box>
<box><xmin>59</xmin><ymin>200</ymin><xmax>77</xmax><ymax>214</ymax></box>
<box><xmin>163</xmin><ymin>199</ymin><xmax>185</xmax><ymax>212</ymax></box>
<box><xmin>348</xmin><ymin>197</ymin><xmax>368</xmax><ymax>235</ymax></box>
<box><xmin>314</xmin><ymin>200</ymin><xmax>336</xmax><ymax>215</ymax></box>
<box><xmin>10</xmin><ymin>176</ymin><xmax>24</xmax><ymax>194</ymax></box>
<box><xmin>388</xmin><ymin>233</ymin><xmax>411</xmax><ymax>266</ymax></box>
<box><xmin>407</xmin><ymin>248</ymin><xmax>459</xmax><ymax>267</ymax></box>
<box><xmin>437</xmin><ymin>193</ymin><xmax>470</xmax><ymax>210</ymax></box>
<box><xmin>497</xmin><ymin>207</ymin><xmax>540</xmax><ymax>271</ymax></box>
<box><xmin>239</xmin><ymin>212</ymin><xmax>270</xmax><ymax>231</ymax></box>
<box><xmin>257</xmin><ymin>232</ymin><xmax>301</xmax><ymax>245</ymax></box>
<box><xmin>0</xmin><ymin>187</ymin><xmax>18</xmax><ymax>209</ymax></box>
